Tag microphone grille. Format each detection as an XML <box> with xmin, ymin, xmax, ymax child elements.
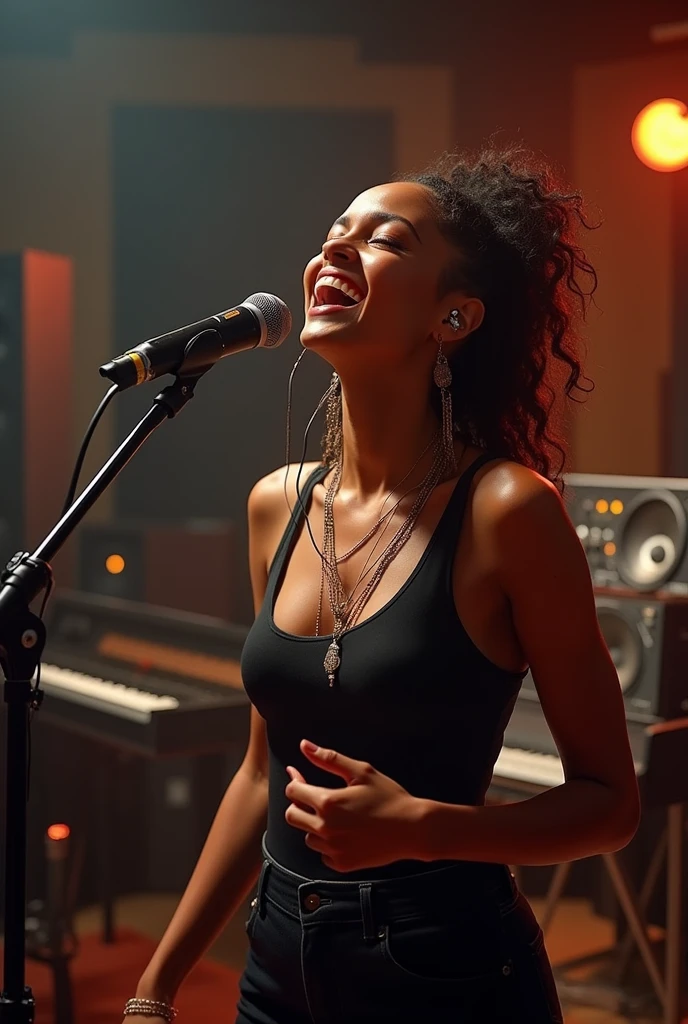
<box><xmin>244</xmin><ymin>293</ymin><xmax>292</xmax><ymax>349</ymax></box>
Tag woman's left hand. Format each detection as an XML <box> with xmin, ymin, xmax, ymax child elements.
<box><xmin>284</xmin><ymin>739</ymin><xmax>424</xmax><ymax>872</ymax></box>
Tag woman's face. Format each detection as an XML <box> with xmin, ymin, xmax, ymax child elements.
<box><xmin>300</xmin><ymin>182</ymin><xmax>462</xmax><ymax>366</ymax></box>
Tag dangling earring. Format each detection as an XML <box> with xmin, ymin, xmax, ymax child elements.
<box><xmin>321</xmin><ymin>372</ymin><xmax>342</xmax><ymax>467</ymax></box>
<box><xmin>434</xmin><ymin>336</ymin><xmax>456</xmax><ymax>474</ymax></box>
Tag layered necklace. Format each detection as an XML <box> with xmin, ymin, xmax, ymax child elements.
<box><xmin>317</xmin><ymin>433</ymin><xmax>454</xmax><ymax>686</ymax></box>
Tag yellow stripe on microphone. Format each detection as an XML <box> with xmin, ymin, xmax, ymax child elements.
<box><xmin>125</xmin><ymin>351</ymin><xmax>148</xmax><ymax>386</ymax></box>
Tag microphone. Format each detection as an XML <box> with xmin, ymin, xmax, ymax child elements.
<box><xmin>99</xmin><ymin>292</ymin><xmax>292</xmax><ymax>390</ymax></box>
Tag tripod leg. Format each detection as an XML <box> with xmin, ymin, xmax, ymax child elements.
<box><xmin>665</xmin><ymin>803</ymin><xmax>685</xmax><ymax>1024</ymax></box>
<box><xmin>540</xmin><ymin>862</ymin><xmax>572</xmax><ymax>936</ymax></box>
<box><xmin>614</xmin><ymin>827</ymin><xmax>667</xmax><ymax>980</ymax></box>
<box><xmin>604</xmin><ymin>851</ymin><xmax>666</xmax><ymax>1009</ymax></box>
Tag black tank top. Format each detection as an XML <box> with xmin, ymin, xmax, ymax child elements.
<box><xmin>240</xmin><ymin>454</ymin><xmax>527</xmax><ymax>880</ymax></box>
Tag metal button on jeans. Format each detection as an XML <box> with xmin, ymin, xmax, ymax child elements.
<box><xmin>303</xmin><ymin>892</ymin><xmax>321</xmax><ymax>911</ymax></box>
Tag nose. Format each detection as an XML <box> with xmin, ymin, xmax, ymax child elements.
<box><xmin>321</xmin><ymin>236</ymin><xmax>356</xmax><ymax>264</ymax></box>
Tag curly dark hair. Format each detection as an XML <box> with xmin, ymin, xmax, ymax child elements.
<box><xmin>404</xmin><ymin>143</ymin><xmax>597</xmax><ymax>491</ymax></box>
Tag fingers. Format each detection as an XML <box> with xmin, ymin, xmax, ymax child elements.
<box><xmin>304</xmin><ymin>831</ymin><xmax>329</xmax><ymax>853</ymax></box>
<box><xmin>300</xmin><ymin>739</ymin><xmax>371</xmax><ymax>783</ymax></box>
<box><xmin>285</xmin><ymin>777</ymin><xmax>327</xmax><ymax>811</ymax></box>
<box><xmin>286</xmin><ymin>765</ymin><xmax>306</xmax><ymax>784</ymax></box>
<box><xmin>285</xmin><ymin>802</ymin><xmax>320</xmax><ymax>834</ymax></box>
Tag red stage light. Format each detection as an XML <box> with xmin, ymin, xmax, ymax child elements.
<box><xmin>632</xmin><ymin>98</ymin><xmax>688</xmax><ymax>172</ymax></box>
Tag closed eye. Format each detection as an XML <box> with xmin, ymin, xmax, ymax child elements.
<box><xmin>370</xmin><ymin>236</ymin><xmax>407</xmax><ymax>251</ymax></box>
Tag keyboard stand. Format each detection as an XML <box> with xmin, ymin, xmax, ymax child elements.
<box><xmin>536</xmin><ymin>719</ymin><xmax>688</xmax><ymax>1023</ymax></box>
<box><xmin>540</xmin><ymin>804</ymin><xmax>684</xmax><ymax>1021</ymax></box>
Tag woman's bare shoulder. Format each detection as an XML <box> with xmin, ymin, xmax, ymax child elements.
<box><xmin>471</xmin><ymin>457</ymin><xmax>558</xmax><ymax>516</ymax></box>
<box><xmin>248</xmin><ymin>461</ymin><xmax>324</xmax><ymax>525</ymax></box>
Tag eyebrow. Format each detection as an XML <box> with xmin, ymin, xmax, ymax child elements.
<box><xmin>331</xmin><ymin>211</ymin><xmax>422</xmax><ymax>244</ymax></box>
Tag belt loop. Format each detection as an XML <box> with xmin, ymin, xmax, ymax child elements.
<box><xmin>256</xmin><ymin>858</ymin><xmax>271</xmax><ymax>916</ymax></box>
<box><xmin>359</xmin><ymin>883</ymin><xmax>375</xmax><ymax>941</ymax></box>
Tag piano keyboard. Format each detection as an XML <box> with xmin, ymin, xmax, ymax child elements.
<box><xmin>493</xmin><ymin>745</ymin><xmax>565</xmax><ymax>789</ymax></box>
<box><xmin>37</xmin><ymin>662</ymin><xmax>180</xmax><ymax>724</ymax></box>
<box><xmin>26</xmin><ymin>590</ymin><xmax>251</xmax><ymax>757</ymax></box>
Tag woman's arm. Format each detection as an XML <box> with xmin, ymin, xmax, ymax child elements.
<box><xmin>418</xmin><ymin>465</ymin><xmax>641</xmax><ymax>866</ymax></box>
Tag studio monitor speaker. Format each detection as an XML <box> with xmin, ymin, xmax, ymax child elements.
<box><xmin>521</xmin><ymin>590</ymin><xmax>688</xmax><ymax>721</ymax></box>
<box><xmin>565</xmin><ymin>472</ymin><xmax>688</xmax><ymax>594</ymax></box>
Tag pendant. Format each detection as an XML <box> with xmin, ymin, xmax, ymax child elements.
<box><xmin>323</xmin><ymin>639</ymin><xmax>341</xmax><ymax>688</ymax></box>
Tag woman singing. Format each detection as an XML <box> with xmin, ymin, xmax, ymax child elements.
<box><xmin>123</xmin><ymin>145</ymin><xmax>640</xmax><ymax>1024</ymax></box>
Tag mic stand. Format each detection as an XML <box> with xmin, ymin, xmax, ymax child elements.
<box><xmin>0</xmin><ymin>364</ymin><xmax>210</xmax><ymax>1023</ymax></box>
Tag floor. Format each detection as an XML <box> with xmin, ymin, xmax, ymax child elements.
<box><xmin>74</xmin><ymin>891</ymin><xmax>681</xmax><ymax>1023</ymax></box>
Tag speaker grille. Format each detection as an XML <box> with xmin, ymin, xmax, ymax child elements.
<box><xmin>596</xmin><ymin>603</ymin><xmax>643</xmax><ymax>693</ymax></box>
<box><xmin>617</xmin><ymin>490</ymin><xmax>687</xmax><ymax>589</ymax></box>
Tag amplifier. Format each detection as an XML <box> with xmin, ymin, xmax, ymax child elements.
<box><xmin>565</xmin><ymin>473</ymin><xmax>688</xmax><ymax>593</ymax></box>
<box><xmin>78</xmin><ymin>519</ymin><xmax>236</xmax><ymax>621</ymax></box>
<box><xmin>521</xmin><ymin>590</ymin><xmax>688</xmax><ymax>721</ymax></box>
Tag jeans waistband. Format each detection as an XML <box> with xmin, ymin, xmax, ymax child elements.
<box><xmin>257</xmin><ymin>834</ymin><xmax>517</xmax><ymax>938</ymax></box>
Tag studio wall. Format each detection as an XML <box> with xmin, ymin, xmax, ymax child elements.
<box><xmin>0</xmin><ymin>31</ymin><xmax>452</xmax><ymax>619</ymax></box>
<box><xmin>4</xmin><ymin>9</ymin><xmax>688</xmax><ymax>616</ymax></box>
<box><xmin>572</xmin><ymin>48</ymin><xmax>688</xmax><ymax>476</ymax></box>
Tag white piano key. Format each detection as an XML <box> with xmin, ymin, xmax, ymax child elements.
<box><xmin>35</xmin><ymin>662</ymin><xmax>179</xmax><ymax>725</ymax></box>
<box><xmin>494</xmin><ymin>746</ymin><xmax>565</xmax><ymax>788</ymax></box>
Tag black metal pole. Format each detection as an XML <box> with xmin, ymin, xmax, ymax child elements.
<box><xmin>1</xmin><ymin>686</ymin><xmax>32</xmax><ymax>1021</ymax></box>
<box><xmin>0</xmin><ymin>374</ymin><xmax>201</xmax><ymax>1023</ymax></box>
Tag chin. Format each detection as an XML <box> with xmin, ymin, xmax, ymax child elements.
<box><xmin>300</xmin><ymin>318</ymin><xmax>362</xmax><ymax>350</ymax></box>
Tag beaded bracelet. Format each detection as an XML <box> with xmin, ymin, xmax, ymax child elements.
<box><xmin>123</xmin><ymin>997</ymin><xmax>178</xmax><ymax>1021</ymax></box>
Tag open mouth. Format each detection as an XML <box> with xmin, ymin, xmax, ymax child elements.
<box><xmin>310</xmin><ymin>274</ymin><xmax>365</xmax><ymax>313</ymax></box>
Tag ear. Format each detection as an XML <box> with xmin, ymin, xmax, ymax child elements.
<box><xmin>433</xmin><ymin>296</ymin><xmax>485</xmax><ymax>350</ymax></box>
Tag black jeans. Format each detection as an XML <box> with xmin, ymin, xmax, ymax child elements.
<box><xmin>235</xmin><ymin>837</ymin><xmax>563</xmax><ymax>1023</ymax></box>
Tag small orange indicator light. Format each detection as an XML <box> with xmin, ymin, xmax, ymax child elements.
<box><xmin>632</xmin><ymin>99</ymin><xmax>688</xmax><ymax>172</ymax></box>
<box><xmin>47</xmin><ymin>824</ymin><xmax>70</xmax><ymax>841</ymax></box>
<box><xmin>610</xmin><ymin>500</ymin><xmax>624</xmax><ymax>515</ymax></box>
<box><xmin>595</xmin><ymin>499</ymin><xmax>609</xmax><ymax>514</ymax></box>
<box><xmin>105</xmin><ymin>553</ymin><xmax>126</xmax><ymax>575</ymax></box>
<box><xmin>603</xmin><ymin>542</ymin><xmax>616</xmax><ymax>557</ymax></box>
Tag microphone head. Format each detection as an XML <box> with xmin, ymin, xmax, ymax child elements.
<box><xmin>243</xmin><ymin>293</ymin><xmax>292</xmax><ymax>349</ymax></box>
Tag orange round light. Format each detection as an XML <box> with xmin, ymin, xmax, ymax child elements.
<box><xmin>603</xmin><ymin>542</ymin><xmax>616</xmax><ymax>557</ymax></box>
<box><xmin>47</xmin><ymin>823</ymin><xmax>70</xmax><ymax>841</ymax></box>
<box><xmin>595</xmin><ymin>499</ymin><xmax>609</xmax><ymax>514</ymax></box>
<box><xmin>632</xmin><ymin>98</ymin><xmax>688</xmax><ymax>172</ymax></box>
<box><xmin>105</xmin><ymin>553</ymin><xmax>125</xmax><ymax>575</ymax></box>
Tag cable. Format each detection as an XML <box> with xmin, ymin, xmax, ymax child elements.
<box><xmin>27</xmin><ymin>382</ymin><xmax>119</xmax><ymax>797</ymax></box>
<box><xmin>283</xmin><ymin>349</ymin><xmax>340</xmax><ymax>560</ymax></box>
<box><xmin>61</xmin><ymin>383</ymin><xmax>119</xmax><ymax>516</ymax></box>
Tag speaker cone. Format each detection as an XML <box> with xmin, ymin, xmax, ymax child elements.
<box><xmin>617</xmin><ymin>490</ymin><xmax>686</xmax><ymax>590</ymax></box>
<box><xmin>596</xmin><ymin>603</ymin><xmax>642</xmax><ymax>693</ymax></box>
